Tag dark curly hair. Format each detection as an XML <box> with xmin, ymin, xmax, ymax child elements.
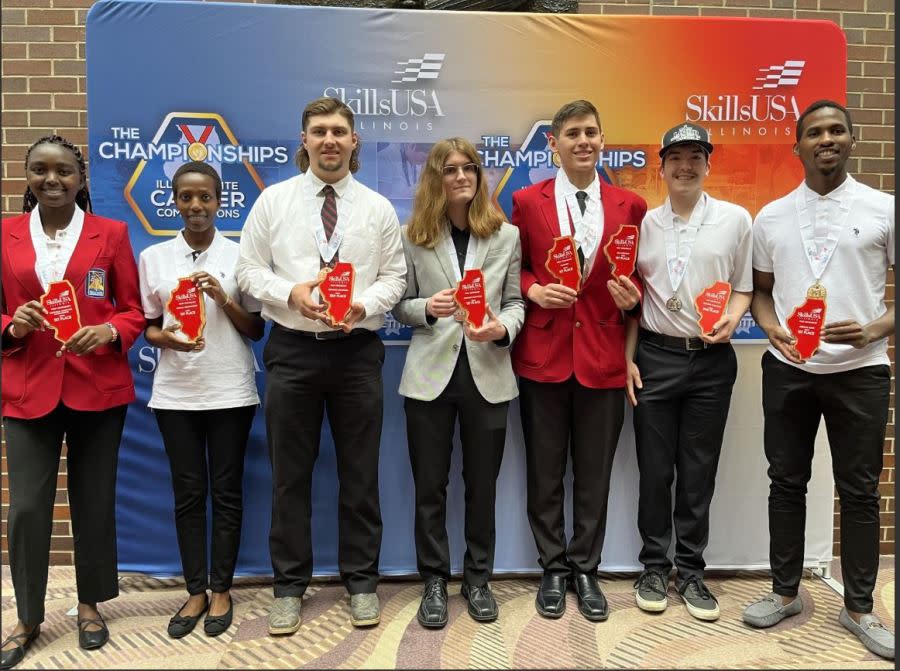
<box><xmin>22</xmin><ymin>135</ymin><xmax>92</xmax><ymax>213</ymax></box>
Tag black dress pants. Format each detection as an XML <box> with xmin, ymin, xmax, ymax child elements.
<box><xmin>519</xmin><ymin>375</ymin><xmax>624</xmax><ymax>576</ymax></box>
<box><xmin>404</xmin><ymin>351</ymin><xmax>508</xmax><ymax>587</ymax></box>
<box><xmin>633</xmin><ymin>337</ymin><xmax>737</xmax><ymax>581</ymax></box>
<box><xmin>154</xmin><ymin>405</ymin><xmax>256</xmax><ymax>594</ymax></box>
<box><xmin>4</xmin><ymin>403</ymin><xmax>126</xmax><ymax>625</ymax></box>
<box><xmin>264</xmin><ymin>325</ymin><xmax>384</xmax><ymax>596</ymax></box>
<box><xmin>762</xmin><ymin>351</ymin><xmax>890</xmax><ymax>613</ymax></box>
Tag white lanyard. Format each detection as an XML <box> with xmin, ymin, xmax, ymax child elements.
<box><xmin>441</xmin><ymin>224</ymin><xmax>480</xmax><ymax>283</ymax></box>
<box><xmin>662</xmin><ymin>195</ymin><xmax>710</xmax><ymax>295</ymax></box>
<box><xmin>304</xmin><ymin>177</ymin><xmax>353</xmax><ymax>264</ymax></box>
<box><xmin>794</xmin><ymin>182</ymin><xmax>854</xmax><ymax>282</ymax></box>
<box><xmin>554</xmin><ymin>173</ymin><xmax>601</xmax><ymax>259</ymax></box>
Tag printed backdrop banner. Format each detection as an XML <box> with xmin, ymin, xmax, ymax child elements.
<box><xmin>86</xmin><ymin>0</ymin><xmax>846</xmax><ymax>575</ymax></box>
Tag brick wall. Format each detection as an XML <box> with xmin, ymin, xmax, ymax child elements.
<box><xmin>0</xmin><ymin>0</ymin><xmax>894</xmax><ymax>565</ymax></box>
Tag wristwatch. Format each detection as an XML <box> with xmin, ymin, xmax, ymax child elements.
<box><xmin>105</xmin><ymin>321</ymin><xmax>119</xmax><ymax>343</ymax></box>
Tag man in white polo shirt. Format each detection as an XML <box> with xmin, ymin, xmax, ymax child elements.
<box><xmin>743</xmin><ymin>100</ymin><xmax>894</xmax><ymax>661</ymax></box>
<box><xmin>236</xmin><ymin>96</ymin><xmax>406</xmax><ymax>635</ymax></box>
<box><xmin>625</xmin><ymin>123</ymin><xmax>752</xmax><ymax>622</ymax></box>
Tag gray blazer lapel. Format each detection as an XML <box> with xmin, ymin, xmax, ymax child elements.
<box><xmin>473</xmin><ymin>231</ymin><xmax>491</xmax><ymax>270</ymax></box>
<box><xmin>434</xmin><ymin>228</ymin><xmax>458</xmax><ymax>287</ymax></box>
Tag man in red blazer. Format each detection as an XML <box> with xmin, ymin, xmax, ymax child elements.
<box><xmin>512</xmin><ymin>100</ymin><xmax>647</xmax><ymax>622</ymax></box>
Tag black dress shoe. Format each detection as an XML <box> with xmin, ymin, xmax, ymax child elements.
<box><xmin>461</xmin><ymin>582</ymin><xmax>498</xmax><ymax>622</ymax></box>
<box><xmin>417</xmin><ymin>578</ymin><xmax>449</xmax><ymax>629</ymax></box>
<box><xmin>167</xmin><ymin>595</ymin><xmax>209</xmax><ymax>639</ymax></box>
<box><xmin>78</xmin><ymin>614</ymin><xmax>110</xmax><ymax>650</ymax></box>
<box><xmin>570</xmin><ymin>572</ymin><xmax>608</xmax><ymax>622</ymax></box>
<box><xmin>0</xmin><ymin>626</ymin><xmax>40</xmax><ymax>670</ymax></box>
<box><xmin>535</xmin><ymin>573</ymin><xmax>567</xmax><ymax>618</ymax></box>
<box><xmin>204</xmin><ymin>595</ymin><xmax>234</xmax><ymax>637</ymax></box>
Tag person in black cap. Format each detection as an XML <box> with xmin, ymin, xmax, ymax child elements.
<box><xmin>624</xmin><ymin>122</ymin><xmax>753</xmax><ymax>621</ymax></box>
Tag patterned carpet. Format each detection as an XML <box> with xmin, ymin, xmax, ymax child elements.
<box><xmin>1</xmin><ymin>560</ymin><xmax>893</xmax><ymax>669</ymax></box>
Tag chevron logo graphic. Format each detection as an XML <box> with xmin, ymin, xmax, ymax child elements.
<box><xmin>753</xmin><ymin>60</ymin><xmax>806</xmax><ymax>90</ymax></box>
<box><xmin>391</xmin><ymin>53</ymin><xmax>445</xmax><ymax>83</ymax></box>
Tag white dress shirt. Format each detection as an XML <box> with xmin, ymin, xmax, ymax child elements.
<box><xmin>554</xmin><ymin>169</ymin><xmax>604</xmax><ymax>275</ymax></box>
<box><xmin>139</xmin><ymin>230</ymin><xmax>261</xmax><ymax>410</ymax></box>
<box><xmin>638</xmin><ymin>193</ymin><xmax>753</xmax><ymax>337</ymax></box>
<box><xmin>30</xmin><ymin>204</ymin><xmax>85</xmax><ymax>291</ymax></box>
<box><xmin>236</xmin><ymin>171</ymin><xmax>406</xmax><ymax>332</ymax></box>
<box><xmin>753</xmin><ymin>175</ymin><xmax>894</xmax><ymax>373</ymax></box>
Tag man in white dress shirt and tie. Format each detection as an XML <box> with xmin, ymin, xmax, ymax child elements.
<box><xmin>236</xmin><ymin>96</ymin><xmax>406</xmax><ymax>635</ymax></box>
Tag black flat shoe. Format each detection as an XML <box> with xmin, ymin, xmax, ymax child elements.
<box><xmin>570</xmin><ymin>572</ymin><xmax>608</xmax><ymax>622</ymax></box>
<box><xmin>78</xmin><ymin>614</ymin><xmax>109</xmax><ymax>650</ymax></box>
<box><xmin>167</xmin><ymin>596</ymin><xmax>209</xmax><ymax>639</ymax></box>
<box><xmin>204</xmin><ymin>596</ymin><xmax>233</xmax><ymax>637</ymax></box>
<box><xmin>0</xmin><ymin>626</ymin><xmax>40</xmax><ymax>670</ymax></box>
<box><xmin>461</xmin><ymin>582</ymin><xmax>498</xmax><ymax>622</ymax></box>
<box><xmin>417</xmin><ymin>578</ymin><xmax>449</xmax><ymax>629</ymax></box>
<box><xmin>536</xmin><ymin>573</ymin><xmax>567</xmax><ymax>618</ymax></box>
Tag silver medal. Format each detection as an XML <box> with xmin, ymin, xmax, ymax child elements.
<box><xmin>666</xmin><ymin>295</ymin><xmax>683</xmax><ymax>312</ymax></box>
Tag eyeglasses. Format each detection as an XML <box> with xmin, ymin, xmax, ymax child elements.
<box><xmin>441</xmin><ymin>163</ymin><xmax>479</xmax><ymax>177</ymax></box>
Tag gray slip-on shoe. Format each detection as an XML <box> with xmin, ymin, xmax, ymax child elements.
<box><xmin>742</xmin><ymin>592</ymin><xmax>802</xmax><ymax>628</ymax></box>
<box><xmin>268</xmin><ymin>596</ymin><xmax>302</xmax><ymax>635</ymax></box>
<box><xmin>839</xmin><ymin>607</ymin><xmax>895</xmax><ymax>660</ymax></box>
<box><xmin>350</xmin><ymin>593</ymin><xmax>380</xmax><ymax>627</ymax></box>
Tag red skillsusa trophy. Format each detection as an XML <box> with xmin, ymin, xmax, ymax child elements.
<box><xmin>603</xmin><ymin>224</ymin><xmax>640</xmax><ymax>278</ymax></box>
<box><xmin>319</xmin><ymin>261</ymin><xmax>356</xmax><ymax>326</ymax></box>
<box><xmin>694</xmin><ymin>281</ymin><xmax>732</xmax><ymax>335</ymax></box>
<box><xmin>786</xmin><ymin>282</ymin><xmax>827</xmax><ymax>360</ymax></box>
<box><xmin>40</xmin><ymin>279</ymin><xmax>82</xmax><ymax>343</ymax></box>
<box><xmin>167</xmin><ymin>277</ymin><xmax>206</xmax><ymax>342</ymax></box>
<box><xmin>453</xmin><ymin>268</ymin><xmax>487</xmax><ymax>328</ymax></box>
<box><xmin>546</xmin><ymin>236</ymin><xmax>582</xmax><ymax>292</ymax></box>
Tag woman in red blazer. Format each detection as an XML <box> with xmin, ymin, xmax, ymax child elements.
<box><xmin>1</xmin><ymin>135</ymin><xmax>145</xmax><ymax>670</ymax></box>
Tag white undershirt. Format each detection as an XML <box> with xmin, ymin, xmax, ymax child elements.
<box><xmin>30</xmin><ymin>204</ymin><xmax>85</xmax><ymax>291</ymax></box>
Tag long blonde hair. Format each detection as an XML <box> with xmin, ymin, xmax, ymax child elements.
<box><xmin>405</xmin><ymin>138</ymin><xmax>504</xmax><ymax>248</ymax></box>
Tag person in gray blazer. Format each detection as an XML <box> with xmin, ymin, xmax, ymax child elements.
<box><xmin>393</xmin><ymin>137</ymin><xmax>525</xmax><ymax>629</ymax></box>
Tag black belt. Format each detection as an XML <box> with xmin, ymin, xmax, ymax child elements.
<box><xmin>274</xmin><ymin>323</ymin><xmax>369</xmax><ymax>341</ymax></box>
<box><xmin>639</xmin><ymin>328</ymin><xmax>713</xmax><ymax>352</ymax></box>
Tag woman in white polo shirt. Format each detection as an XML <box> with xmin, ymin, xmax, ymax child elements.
<box><xmin>138</xmin><ymin>161</ymin><xmax>265</xmax><ymax>638</ymax></box>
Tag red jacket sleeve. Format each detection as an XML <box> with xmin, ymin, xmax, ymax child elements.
<box><xmin>511</xmin><ymin>191</ymin><xmax>538</xmax><ymax>299</ymax></box>
<box><xmin>107</xmin><ymin>221</ymin><xmax>146</xmax><ymax>351</ymax></box>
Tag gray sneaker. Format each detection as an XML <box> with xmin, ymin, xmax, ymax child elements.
<box><xmin>634</xmin><ymin>570</ymin><xmax>668</xmax><ymax>613</ymax></box>
<box><xmin>268</xmin><ymin>596</ymin><xmax>302</xmax><ymax>635</ymax></box>
<box><xmin>742</xmin><ymin>592</ymin><xmax>802</xmax><ymax>628</ymax></box>
<box><xmin>677</xmin><ymin>576</ymin><xmax>720</xmax><ymax>621</ymax></box>
<box><xmin>350</xmin><ymin>592</ymin><xmax>380</xmax><ymax>627</ymax></box>
<box><xmin>839</xmin><ymin>607</ymin><xmax>895</xmax><ymax>660</ymax></box>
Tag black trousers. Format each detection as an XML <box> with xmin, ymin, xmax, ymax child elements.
<box><xmin>154</xmin><ymin>405</ymin><xmax>256</xmax><ymax>594</ymax></box>
<box><xmin>762</xmin><ymin>351</ymin><xmax>890</xmax><ymax>613</ymax></box>
<box><xmin>4</xmin><ymin>403</ymin><xmax>126</xmax><ymax>625</ymax></box>
<box><xmin>633</xmin><ymin>338</ymin><xmax>737</xmax><ymax>581</ymax></box>
<box><xmin>264</xmin><ymin>326</ymin><xmax>384</xmax><ymax>596</ymax></box>
<box><xmin>519</xmin><ymin>375</ymin><xmax>624</xmax><ymax>576</ymax></box>
<box><xmin>404</xmin><ymin>351</ymin><xmax>508</xmax><ymax>587</ymax></box>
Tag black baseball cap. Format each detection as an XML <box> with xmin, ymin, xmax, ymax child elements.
<box><xmin>659</xmin><ymin>123</ymin><xmax>714</xmax><ymax>158</ymax></box>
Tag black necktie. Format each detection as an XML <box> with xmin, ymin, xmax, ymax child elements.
<box><xmin>191</xmin><ymin>250</ymin><xmax>201</xmax><ymax>262</ymax></box>
<box><xmin>575</xmin><ymin>190</ymin><xmax>588</xmax><ymax>215</ymax></box>
<box><xmin>574</xmin><ymin>191</ymin><xmax>587</xmax><ymax>271</ymax></box>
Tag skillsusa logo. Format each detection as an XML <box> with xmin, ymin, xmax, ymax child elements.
<box><xmin>106</xmin><ymin>113</ymin><xmax>289</xmax><ymax>236</ymax></box>
<box><xmin>753</xmin><ymin>60</ymin><xmax>805</xmax><ymax>90</ymax></box>
<box><xmin>391</xmin><ymin>53</ymin><xmax>445</xmax><ymax>83</ymax></box>
<box><xmin>324</xmin><ymin>54</ymin><xmax>446</xmax><ymax>133</ymax></box>
<box><xmin>684</xmin><ymin>60</ymin><xmax>805</xmax><ymax>137</ymax></box>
